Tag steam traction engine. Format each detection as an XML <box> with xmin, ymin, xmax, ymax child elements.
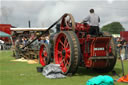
<box><xmin>39</xmin><ymin>14</ymin><xmax>117</xmax><ymax>75</ymax></box>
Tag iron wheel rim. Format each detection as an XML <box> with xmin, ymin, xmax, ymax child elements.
<box><xmin>39</xmin><ymin>44</ymin><xmax>48</xmax><ymax>66</ymax></box>
<box><xmin>54</xmin><ymin>33</ymin><xmax>71</xmax><ymax>73</ymax></box>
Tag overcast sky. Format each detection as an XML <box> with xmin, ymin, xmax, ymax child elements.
<box><xmin>0</xmin><ymin>0</ymin><xmax>128</xmax><ymax>31</ymax></box>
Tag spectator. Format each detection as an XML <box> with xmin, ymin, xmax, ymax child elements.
<box><xmin>40</xmin><ymin>37</ymin><xmax>48</xmax><ymax>44</ymax></box>
<box><xmin>22</xmin><ymin>37</ymin><xmax>28</xmax><ymax>46</ymax></box>
<box><xmin>45</xmin><ymin>36</ymin><xmax>49</xmax><ymax>44</ymax></box>
<box><xmin>120</xmin><ymin>38</ymin><xmax>127</xmax><ymax>60</ymax></box>
<box><xmin>124</xmin><ymin>41</ymin><xmax>128</xmax><ymax>60</ymax></box>
<box><xmin>0</xmin><ymin>40</ymin><xmax>5</xmax><ymax>50</ymax></box>
<box><xmin>126</xmin><ymin>42</ymin><xmax>128</xmax><ymax>60</ymax></box>
<box><xmin>40</xmin><ymin>37</ymin><xmax>44</xmax><ymax>44</ymax></box>
<box><xmin>116</xmin><ymin>37</ymin><xmax>122</xmax><ymax>58</ymax></box>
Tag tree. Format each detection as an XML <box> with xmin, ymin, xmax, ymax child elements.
<box><xmin>101</xmin><ymin>22</ymin><xmax>125</xmax><ymax>34</ymax></box>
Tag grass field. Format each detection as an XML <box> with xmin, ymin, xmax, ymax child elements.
<box><xmin>0</xmin><ymin>50</ymin><xmax>128</xmax><ymax>85</ymax></box>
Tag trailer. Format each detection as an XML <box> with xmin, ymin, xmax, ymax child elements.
<box><xmin>10</xmin><ymin>27</ymin><xmax>49</xmax><ymax>59</ymax></box>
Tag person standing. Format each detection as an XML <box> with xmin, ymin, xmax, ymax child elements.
<box><xmin>82</xmin><ymin>9</ymin><xmax>100</xmax><ymax>35</ymax></box>
<box><xmin>116</xmin><ymin>37</ymin><xmax>122</xmax><ymax>58</ymax></box>
<box><xmin>126</xmin><ymin>41</ymin><xmax>128</xmax><ymax>60</ymax></box>
<box><xmin>120</xmin><ymin>38</ymin><xmax>127</xmax><ymax>60</ymax></box>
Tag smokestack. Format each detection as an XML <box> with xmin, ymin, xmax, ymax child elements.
<box><xmin>28</xmin><ymin>20</ymin><xmax>31</xmax><ymax>28</ymax></box>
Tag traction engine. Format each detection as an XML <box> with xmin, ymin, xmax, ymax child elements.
<box><xmin>39</xmin><ymin>14</ymin><xmax>117</xmax><ymax>75</ymax></box>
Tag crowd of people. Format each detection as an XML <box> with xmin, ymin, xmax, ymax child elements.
<box><xmin>116</xmin><ymin>37</ymin><xmax>128</xmax><ymax>60</ymax></box>
<box><xmin>15</xmin><ymin>33</ymin><xmax>49</xmax><ymax>49</ymax></box>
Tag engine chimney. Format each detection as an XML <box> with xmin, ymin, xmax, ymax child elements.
<box><xmin>28</xmin><ymin>20</ymin><xmax>31</xmax><ymax>28</ymax></box>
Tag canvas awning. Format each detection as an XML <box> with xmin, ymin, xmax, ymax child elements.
<box><xmin>0</xmin><ymin>31</ymin><xmax>11</xmax><ymax>37</ymax></box>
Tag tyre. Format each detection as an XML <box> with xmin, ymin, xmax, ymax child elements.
<box><xmin>54</xmin><ymin>31</ymin><xmax>80</xmax><ymax>75</ymax></box>
<box><xmin>93</xmin><ymin>31</ymin><xmax>117</xmax><ymax>73</ymax></box>
<box><xmin>39</xmin><ymin>43</ymin><xmax>51</xmax><ymax>66</ymax></box>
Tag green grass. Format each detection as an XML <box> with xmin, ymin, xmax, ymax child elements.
<box><xmin>0</xmin><ymin>50</ymin><xmax>128</xmax><ymax>85</ymax></box>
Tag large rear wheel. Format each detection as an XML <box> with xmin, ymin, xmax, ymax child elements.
<box><xmin>93</xmin><ymin>32</ymin><xmax>117</xmax><ymax>73</ymax></box>
<box><xmin>54</xmin><ymin>31</ymin><xmax>80</xmax><ymax>75</ymax></box>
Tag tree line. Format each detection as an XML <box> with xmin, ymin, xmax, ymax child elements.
<box><xmin>101</xmin><ymin>22</ymin><xmax>125</xmax><ymax>34</ymax></box>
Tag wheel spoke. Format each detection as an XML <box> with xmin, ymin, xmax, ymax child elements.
<box><xmin>58</xmin><ymin>44</ymin><xmax>63</xmax><ymax>51</ymax></box>
<box><xmin>60</xmin><ymin>58</ymin><xmax>65</xmax><ymax>67</ymax></box>
<box><xmin>68</xmin><ymin>18</ymin><xmax>72</xmax><ymax>27</ymax></box>
<box><xmin>65</xmin><ymin>19</ymin><xmax>68</xmax><ymax>27</ymax></box>
<box><xmin>58</xmin><ymin>50</ymin><xmax>62</xmax><ymax>54</ymax></box>
<box><xmin>66</xmin><ymin>53</ymin><xmax>70</xmax><ymax>59</ymax></box>
<box><xmin>59</xmin><ymin>56</ymin><xmax>62</xmax><ymax>63</ymax></box>
<box><xmin>66</xmin><ymin>17</ymin><xmax>71</xmax><ymax>27</ymax></box>
<box><xmin>64</xmin><ymin>39</ymin><xmax>68</xmax><ymax>48</ymax></box>
<box><xmin>65</xmin><ymin>41</ymin><xmax>69</xmax><ymax>48</ymax></box>
<box><xmin>59</xmin><ymin>40</ymin><xmax>64</xmax><ymax>48</ymax></box>
<box><xmin>66</xmin><ymin>48</ymin><xmax>70</xmax><ymax>53</ymax></box>
<box><xmin>58</xmin><ymin>50</ymin><xmax>63</xmax><ymax>57</ymax></box>
<box><xmin>65</xmin><ymin>22</ymin><xmax>70</xmax><ymax>28</ymax></box>
<box><xmin>62</xmin><ymin>59</ymin><xmax>69</xmax><ymax>72</ymax></box>
<box><xmin>65</xmin><ymin>59</ymin><xmax>69</xmax><ymax>67</ymax></box>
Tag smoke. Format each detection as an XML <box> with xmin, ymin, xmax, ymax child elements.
<box><xmin>0</xmin><ymin>0</ymin><xmax>128</xmax><ymax>30</ymax></box>
<box><xmin>107</xmin><ymin>0</ymin><xmax>115</xmax><ymax>4</ymax></box>
<box><xmin>37</xmin><ymin>0</ymin><xmax>128</xmax><ymax>30</ymax></box>
<box><xmin>0</xmin><ymin>1</ymin><xmax>45</xmax><ymax>27</ymax></box>
<box><xmin>37</xmin><ymin>1</ymin><xmax>101</xmax><ymax>27</ymax></box>
<box><xmin>38</xmin><ymin>1</ymin><xmax>78</xmax><ymax>27</ymax></box>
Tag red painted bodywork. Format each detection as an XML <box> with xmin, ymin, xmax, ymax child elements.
<box><xmin>60</xmin><ymin>23</ymin><xmax>112</xmax><ymax>68</ymax></box>
<box><xmin>120</xmin><ymin>31</ymin><xmax>128</xmax><ymax>42</ymax></box>
<box><xmin>0</xmin><ymin>24</ymin><xmax>11</xmax><ymax>43</ymax></box>
<box><xmin>0</xmin><ymin>24</ymin><xmax>11</xmax><ymax>34</ymax></box>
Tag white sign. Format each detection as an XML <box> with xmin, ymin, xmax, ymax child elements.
<box><xmin>94</xmin><ymin>48</ymin><xmax>104</xmax><ymax>51</ymax></box>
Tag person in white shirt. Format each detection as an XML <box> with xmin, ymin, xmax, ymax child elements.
<box><xmin>82</xmin><ymin>9</ymin><xmax>100</xmax><ymax>35</ymax></box>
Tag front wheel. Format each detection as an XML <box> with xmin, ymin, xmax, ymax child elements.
<box><xmin>39</xmin><ymin>43</ymin><xmax>51</xmax><ymax>66</ymax></box>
